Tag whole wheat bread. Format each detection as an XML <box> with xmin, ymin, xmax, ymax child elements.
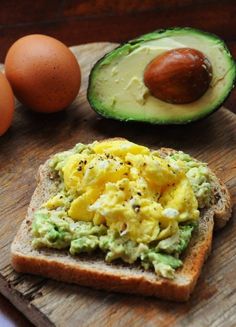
<box><xmin>11</xmin><ymin>142</ymin><xmax>232</xmax><ymax>301</ymax></box>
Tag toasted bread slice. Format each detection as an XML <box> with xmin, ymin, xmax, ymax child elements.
<box><xmin>11</xmin><ymin>142</ymin><xmax>232</xmax><ymax>301</ymax></box>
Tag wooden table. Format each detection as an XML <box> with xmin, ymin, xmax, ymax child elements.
<box><xmin>0</xmin><ymin>1</ymin><xmax>235</xmax><ymax>326</ymax></box>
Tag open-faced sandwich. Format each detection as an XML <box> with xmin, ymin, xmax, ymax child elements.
<box><xmin>11</xmin><ymin>139</ymin><xmax>231</xmax><ymax>301</ymax></box>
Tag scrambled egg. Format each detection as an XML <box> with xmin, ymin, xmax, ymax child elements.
<box><xmin>45</xmin><ymin>140</ymin><xmax>199</xmax><ymax>244</ymax></box>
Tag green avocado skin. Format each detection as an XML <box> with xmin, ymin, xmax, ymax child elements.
<box><xmin>87</xmin><ymin>27</ymin><xmax>236</xmax><ymax>125</ymax></box>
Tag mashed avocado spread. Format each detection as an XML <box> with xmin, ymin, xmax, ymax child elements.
<box><xmin>32</xmin><ymin>140</ymin><xmax>213</xmax><ymax>279</ymax></box>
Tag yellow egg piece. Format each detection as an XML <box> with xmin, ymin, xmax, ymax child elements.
<box><xmin>45</xmin><ymin>139</ymin><xmax>200</xmax><ymax>245</ymax></box>
<box><xmin>69</xmin><ymin>187</ymin><xmax>101</xmax><ymax>221</ymax></box>
<box><xmin>92</xmin><ymin>139</ymin><xmax>150</xmax><ymax>159</ymax></box>
<box><xmin>44</xmin><ymin>193</ymin><xmax>65</xmax><ymax>209</ymax></box>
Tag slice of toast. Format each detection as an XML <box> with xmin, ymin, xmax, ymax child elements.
<box><xmin>11</xmin><ymin>143</ymin><xmax>232</xmax><ymax>301</ymax></box>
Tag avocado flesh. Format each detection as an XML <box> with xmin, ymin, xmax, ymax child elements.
<box><xmin>88</xmin><ymin>28</ymin><xmax>236</xmax><ymax>124</ymax></box>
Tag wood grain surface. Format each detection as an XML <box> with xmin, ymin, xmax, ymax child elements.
<box><xmin>0</xmin><ymin>42</ymin><xmax>236</xmax><ymax>327</ymax></box>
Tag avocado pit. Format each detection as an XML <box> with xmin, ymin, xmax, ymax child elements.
<box><xmin>144</xmin><ymin>48</ymin><xmax>212</xmax><ymax>104</ymax></box>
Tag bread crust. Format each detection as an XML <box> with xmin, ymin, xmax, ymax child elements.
<box><xmin>11</xmin><ymin>140</ymin><xmax>232</xmax><ymax>301</ymax></box>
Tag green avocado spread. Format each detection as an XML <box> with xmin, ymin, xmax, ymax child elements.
<box><xmin>32</xmin><ymin>209</ymin><xmax>195</xmax><ymax>279</ymax></box>
<box><xmin>32</xmin><ymin>142</ymin><xmax>213</xmax><ymax>279</ymax></box>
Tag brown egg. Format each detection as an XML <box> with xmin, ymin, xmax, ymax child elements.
<box><xmin>144</xmin><ymin>48</ymin><xmax>212</xmax><ymax>104</ymax></box>
<box><xmin>5</xmin><ymin>34</ymin><xmax>81</xmax><ymax>113</ymax></box>
<box><xmin>0</xmin><ymin>72</ymin><xmax>14</xmax><ymax>136</ymax></box>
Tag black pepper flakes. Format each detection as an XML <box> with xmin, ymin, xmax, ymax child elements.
<box><xmin>132</xmin><ymin>204</ymin><xmax>141</xmax><ymax>213</ymax></box>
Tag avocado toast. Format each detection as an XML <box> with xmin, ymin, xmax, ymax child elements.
<box><xmin>11</xmin><ymin>139</ymin><xmax>232</xmax><ymax>301</ymax></box>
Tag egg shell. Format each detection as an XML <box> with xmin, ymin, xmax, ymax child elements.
<box><xmin>0</xmin><ymin>72</ymin><xmax>14</xmax><ymax>136</ymax></box>
<box><xmin>5</xmin><ymin>34</ymin><xmax>81</xmax><ymax>113</ymax></box>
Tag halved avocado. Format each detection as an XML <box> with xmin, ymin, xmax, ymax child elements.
<box><xmin>87</xmin><ymin>27</ymin><xmax>236</xmax><ymax>124</ymax></box>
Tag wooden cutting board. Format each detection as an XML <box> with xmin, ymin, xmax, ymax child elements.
<box><xmin>0</xmin><ymin>42</ymin><xmax>236</xmax><ymax>327</ymax></box>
